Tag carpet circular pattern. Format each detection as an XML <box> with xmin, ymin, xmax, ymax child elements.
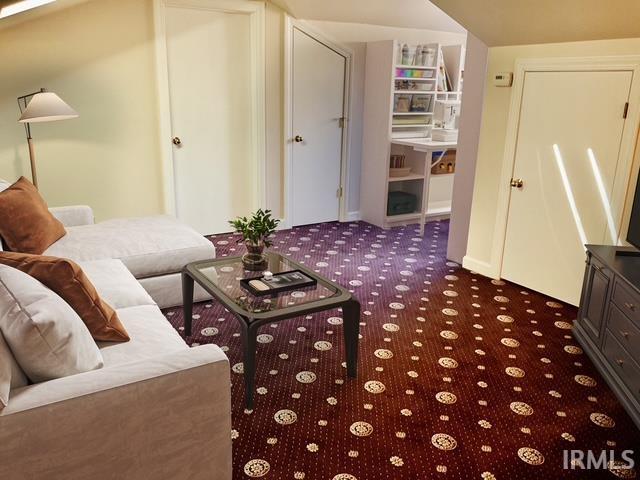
<box><xmin>164</xmin><ymin>220</ymin><xmax>640</xmax><ymax>479</ymax></box>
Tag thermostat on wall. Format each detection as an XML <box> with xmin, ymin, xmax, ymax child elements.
<box><xmin>493</xmin><ymin>72</ymin><xmax>513</xmax><ymax>87</ymax></box>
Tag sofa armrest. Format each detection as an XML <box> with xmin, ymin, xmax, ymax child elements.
<box><xmin>49</xmin><ymin>205</ymin><xmax>95</xmax><ymax>227</ymax></box>
<box><xmin>0</xmin><ymin>345</ymin><xmax>232</xmax><ymax>480</ymax></box>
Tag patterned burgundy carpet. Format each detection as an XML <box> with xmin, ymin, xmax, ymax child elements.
<box><xmin>163</xmin><ymin>220</ymin><xmax>640</xmax><ymax>479</ymax></box>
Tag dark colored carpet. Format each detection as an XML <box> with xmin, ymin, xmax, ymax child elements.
<box><xmin>163</xmin><ymin>220</ymin><xmax>640</xmax><ymax>479</ymax></box>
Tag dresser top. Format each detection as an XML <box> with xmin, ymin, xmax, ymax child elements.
<box><xmin>586</xmin><ymin>245</ymin><xmax>640</xmax><ymax>294</ymax></box>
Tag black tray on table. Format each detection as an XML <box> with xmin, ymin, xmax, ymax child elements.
<box><xmin>240</xmin><ymin>269</ymin><xmax>317</xmax><ymax>296</ymax></box>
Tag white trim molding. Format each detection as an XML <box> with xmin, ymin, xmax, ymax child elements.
<box><xmin>283</xmin><ymin>16</ymin><xmax>353</xmax><ymax>229</ymax></box>
<box><xmin>153</xmin><ymin>0</ymin><xmax>266</xmax><ymax>215</ymax></box>
<box><xmin>488</xmin><ymin>55</ymin><xmax>640</xmax><ymax>280</ymax></box>
<box><xmin>345</xmin><ymin>211</ymin><xmax>361</xmax><ymax>222</ymax></box>
<box><xmin>462</xmin><ymin>255</ymin><xmax>497</xmax><ymax>278</ymax></box>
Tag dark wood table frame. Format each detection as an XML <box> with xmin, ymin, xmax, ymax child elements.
<box><xmin>181</xmin><ymin>255</ymin><xmax>360</xmax><ymax>409</ymax></box>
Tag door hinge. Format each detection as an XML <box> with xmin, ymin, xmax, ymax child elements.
<box><xmin>623</xmin><ymin>102</ymin><xmax>629</xmax><ymax>119</ymax></box>
<box><xmin>336</xmin><ymin>186</ymin><xmax>343</xmax><ymax>198</ymax></box>
<box><xmin>338</xmin><ymin>117</ymin><xmax>346</xmax><ymax>128</ymax></box>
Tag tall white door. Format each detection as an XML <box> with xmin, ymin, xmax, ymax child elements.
<box><xmin>501</xmin><ymin>70</ymin><xmax>633</xmax><ymax>305</ymax></box>
<box><xmin>166</xmin><ymin>4</ymin><xmax>258</xmax><ymax>235</ymax></box>
<box><xmin>291</xmin><ymin>28</ymin><xmax>345</xmax><ymax>226</ymax></box>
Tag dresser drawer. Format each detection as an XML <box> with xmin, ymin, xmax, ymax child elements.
<box><xmin>603</xmin><ymin>332</ymin><xmax>640</xmax><ymax>399</ymax></box>
<box><xmin>611</xmin><ymin>278</ymin><xmax>640</xmax><ymax>327</ymax></box>
<box><xmin>608</xmin><ymin>304</ymin><xmax>640</xmax><ymax>365</ymax></box>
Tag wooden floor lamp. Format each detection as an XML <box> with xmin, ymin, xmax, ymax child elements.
<box><xmin>17</xmin><ymin>88</ymin><xmax>78</xmax><ymax>188</ymax></box>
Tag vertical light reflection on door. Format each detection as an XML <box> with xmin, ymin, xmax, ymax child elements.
<box><xmin>587</xmin><ymin>148</ymin><xmax>618</xmax><ymax>244</ymax></box>
<box><xmin>552</xmin><ymin>144</ymin><xmax>588</xmax><ymax>249</ymax></box>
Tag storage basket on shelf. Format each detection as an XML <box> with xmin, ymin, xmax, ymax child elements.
<box><xmin>387</xmin><ymin>191</ymin><xmax>417</xmax><ymax>216</ymax></box>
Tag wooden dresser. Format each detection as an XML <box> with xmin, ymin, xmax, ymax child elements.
<box><xmin>574</xmin><ymin>245</ymin><xmax>640</xmax><ymax>428</ymax></box>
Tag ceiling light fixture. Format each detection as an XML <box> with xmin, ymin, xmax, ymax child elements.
<box><xmin>0</xmin><ymin>0</ymin><xmax>55</xmax><ymax>19</ymax></box>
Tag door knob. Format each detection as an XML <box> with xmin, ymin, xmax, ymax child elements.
<box><xmin>510</xmin><ymin>178</ymin><xmax>524</xmax><ymax>189</ymax></box>
<box><xmin>172</xmin><ymin>137</ymin><xmax>182</xmax><ymax>146</ymax></box>
<box><xmin>294</xmin><ymin>135</ymin><xmax>304</xmax><ymax>143</ymax></box>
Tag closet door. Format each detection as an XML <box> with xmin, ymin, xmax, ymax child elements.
<box><xmin>501</xmin><ymin>70</ymin><xmax>632</xmax><ymax>305</ymax></box>
<box><xmin>165</xmin><ymin>2</ymin><xmax>260</xmax><ymax>235</ymax></box>
<box><xmin>290</xmin><ymin>28</ymin><xmax>346</xmax><ymax>226</ymax></box>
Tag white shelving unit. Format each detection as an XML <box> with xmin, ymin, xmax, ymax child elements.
<box><xmin>360</xmin><ymin>40</ymin><xmax>465</xmax><ymax>231</ymax></box>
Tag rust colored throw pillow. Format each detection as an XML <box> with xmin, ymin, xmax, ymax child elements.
<box><xmin>0</xmin><ymin>251</ymin><xmax>129</xmax><ymax>342</ymax></box>
<box><xmin>0</xmin><ymin>176</ymin><xmax>66</xmax><ymax>254</ymax></box>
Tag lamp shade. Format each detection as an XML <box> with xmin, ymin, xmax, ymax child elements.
<box><xmin>18</xmin><ymin>91</ymin><xmax>78</xmax><ymax>123</ymax></box>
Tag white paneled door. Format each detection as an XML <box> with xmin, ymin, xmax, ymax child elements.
<box><xmin>501</xmin><ymin>70</ymin><xmax>633</xmax><ymax>305</ymax></box>
<box><xmin>291</xmin><ymin>28</ymin><xmax>346</xmax><ymax>226</ymax></box>
<box><xmin>165</xmin><ymin>3</ymin><xmax>260</xmax><ymax>235</ymax></box>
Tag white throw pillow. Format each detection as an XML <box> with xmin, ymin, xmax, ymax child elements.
<box><xmin>0</xmin><ymin>178</ymin><xmax>10</xmax><ymax>192</ymax></box>
<box><xmin>0</xmin><ymin>264</ymin><xmax>103</xmax><ymax>383</ymax></box>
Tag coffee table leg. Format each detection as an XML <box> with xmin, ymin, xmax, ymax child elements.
<box><xmin>243</xmin><ymin>322</ymin><xmax>258</xmax><ymax>409</ymax></box>
<box><xmin>342</xmin><ymin>299</ymin><xmax>360</xmax><ymax>378</ymax></box>
<box><xmin>182</xmin><ymin>272</ymin><xmax>194</xmax><ymax>338</ymax></box>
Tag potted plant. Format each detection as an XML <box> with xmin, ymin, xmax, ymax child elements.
<box><xmin>229</xmin><ymin>209</ymin><xmax>280</xmax><ymax>270</ymax></box>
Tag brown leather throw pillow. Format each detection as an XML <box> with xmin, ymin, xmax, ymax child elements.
<box><xmin>0</xmin><ymin>176</ymin><xmax>66</xmax><ymax>254</ymax></box>
<box><xmin>0</xmin><ymin>251</ymin><xmax>130</xmax><ymax>342</ymax></box>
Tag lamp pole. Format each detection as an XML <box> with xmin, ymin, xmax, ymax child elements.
<box><xmin>17</xmin><ymin>88</ymin><xmax>45</xmax><ymax>188</ymax></box>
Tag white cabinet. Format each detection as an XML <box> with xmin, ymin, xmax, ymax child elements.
<box><xmin>360</xmin><ymin>40</ymin><xmax>464</xmax><ymax>230</ymax></box>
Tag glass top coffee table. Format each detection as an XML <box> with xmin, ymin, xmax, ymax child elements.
<box><xmin>181</xmin><ymin>252</ymin><xmax>360</xmax><ymax>408</ymax></box>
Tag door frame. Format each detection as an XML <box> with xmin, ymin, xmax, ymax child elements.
<box><xmin>153</xmin><ymin>0</ymin><xmax>266</xmax><ymax>216</ymax></box>
<box><xmin>487</xmin><ymin>55</ymin><xmax>640</xmax><ymax>279</ymax></box>
<box><xmin>283</xmin><ymin>16</ymin><xmax>353</xmax><ymax>228</ymax></box>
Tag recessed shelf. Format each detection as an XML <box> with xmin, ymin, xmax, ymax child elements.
<box><xmin>393</xmin><ymin>90</ymin><xmax>436</xmax><ymax>94</ymax></box>
<box><xmin>395</xmin><ymin>65</ymin><xmax>437</xmax><ymax>70</ymax></box>
<box><xmin>385</xmin><ymin>212</ymin><xmax>422</xmax><ymax>222</ymax></box>
<box><xmin>392</xmin><ymin>124</ymin><xmax>431</xmax><ymax>128</ymax></box>
<box><xmin>394</xmin><ymin>77</ymin><xmax>435</xmax><ymax>82</ymax></box>
<box><xmin>392</xmin><ymin>112</ymin><xmax>433</xmax><ymax>116</ymax></box>
<box><xmin>388</xmin><ymin>173</ymin><xmax>424</xmax><ymax>182</ymax></box>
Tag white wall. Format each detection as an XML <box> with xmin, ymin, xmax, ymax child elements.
<box><xmin>264</xmin><ymin>3</ymin><xmax>285</xmax><ymax>217</ymax></box>
<box><xmin>447</xmin><ymin>32</ymin><xmax>488</xmax><ymax>263</ymax></box>
<box><xmin>304</xmin><ymin>20</ymin><xmax>467</xmax><ymax>217</ymax></box>
<box><xmin>464</xmin><ymin>37</ymin><xmax>640</xmax><ymax>276</ymax></box>
<box><xmin>0</xmin><ymin>0</ymin><xmax>286</xmax><ymax>222</ymax></box>
<box><xmin>0</xmin><ymin>0</ymin><xmax>163</xmax><ymax>221</ymax></box>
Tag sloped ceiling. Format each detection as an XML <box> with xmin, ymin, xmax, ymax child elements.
<box><xmin>0</xmin><ymin>0</ymin><xmax>90</xmax><ymax>30</ymax></box>
<box><xmin>430</xmin><ymin>0</ymin><xmax>640</xmax><ymax>46</ymax></box>
<box><xmin>270</xmin><ymin>0</ymin><xmax>465</xmax><ymax>33</ymax></box>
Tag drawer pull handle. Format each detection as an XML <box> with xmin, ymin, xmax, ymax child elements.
<box><xmin>620</xmin><ymin>331</ymin><xmax>630</xmax><ymax>339</ymax></box>
<box><xmin>624</xmin><ymin>302</ymin><xmax>636</xmax><ymax>311</ymax></box>
<box><xmin>616</xmin><ymin>359</ymin><xmax>624</xmax><ymax>367</ymax></box>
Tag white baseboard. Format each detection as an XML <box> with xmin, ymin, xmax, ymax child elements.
<box><xmin>344</xmin><ymin>211</ymin><xmax>361</xmax><ymax>222</ymax></box>
<box><xmin>462</xmin><ymin>255</ymin><xmax>499</xmax><ymax>278</ymax></box>
<box><xmin>276</xmin><ymin>219</ymin><xmax>290</xmax><ymax>230</ymax></box>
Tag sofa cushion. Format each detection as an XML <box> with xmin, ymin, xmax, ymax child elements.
<box><xmin>0</xmin><ymin>177</ymin><xmax>66</xmax><ymax>254</ymax></box>
<box><xmin>97</xmin><ymin>305</ymin><xmax>187</xmax><ymax>367</ymax></box>
<box><xmin>79</xmin><ymin>259</ymin><xmax>156</xmax><ymax>310</ymax></box>
<box><xmin>44</xmin><ymin>215</ymin><xmax>215</xmax><ymax>279</ymax></box>
<box><xmin>0</xmin><ymin>252</ymin><xmax>129</xmax><ymax>342</ymax></box>
<box><xmin>0</xmin><ymin>265</ymin><xmax>103</xmax><ymax>383</ymax></box>
<box><xmin>0</xmin><ymin>331</ymin><xmax>28</xmax><ymax>409</ymax></box>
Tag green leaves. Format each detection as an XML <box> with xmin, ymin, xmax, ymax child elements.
<box><xmin>228</xmin><ymin>209</ymin><xmax>280</xmax><ymax>247</ymax></box>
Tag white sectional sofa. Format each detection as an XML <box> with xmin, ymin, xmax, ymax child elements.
<box><xmin>42</xmin><ymin>206</ymin><xmax>215</xmax><ymax>308</ymax></box>
<box><xmin>0</xmin><ymin>206</ymin><xmax>232</xmax><ymax>479</ymax></box>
